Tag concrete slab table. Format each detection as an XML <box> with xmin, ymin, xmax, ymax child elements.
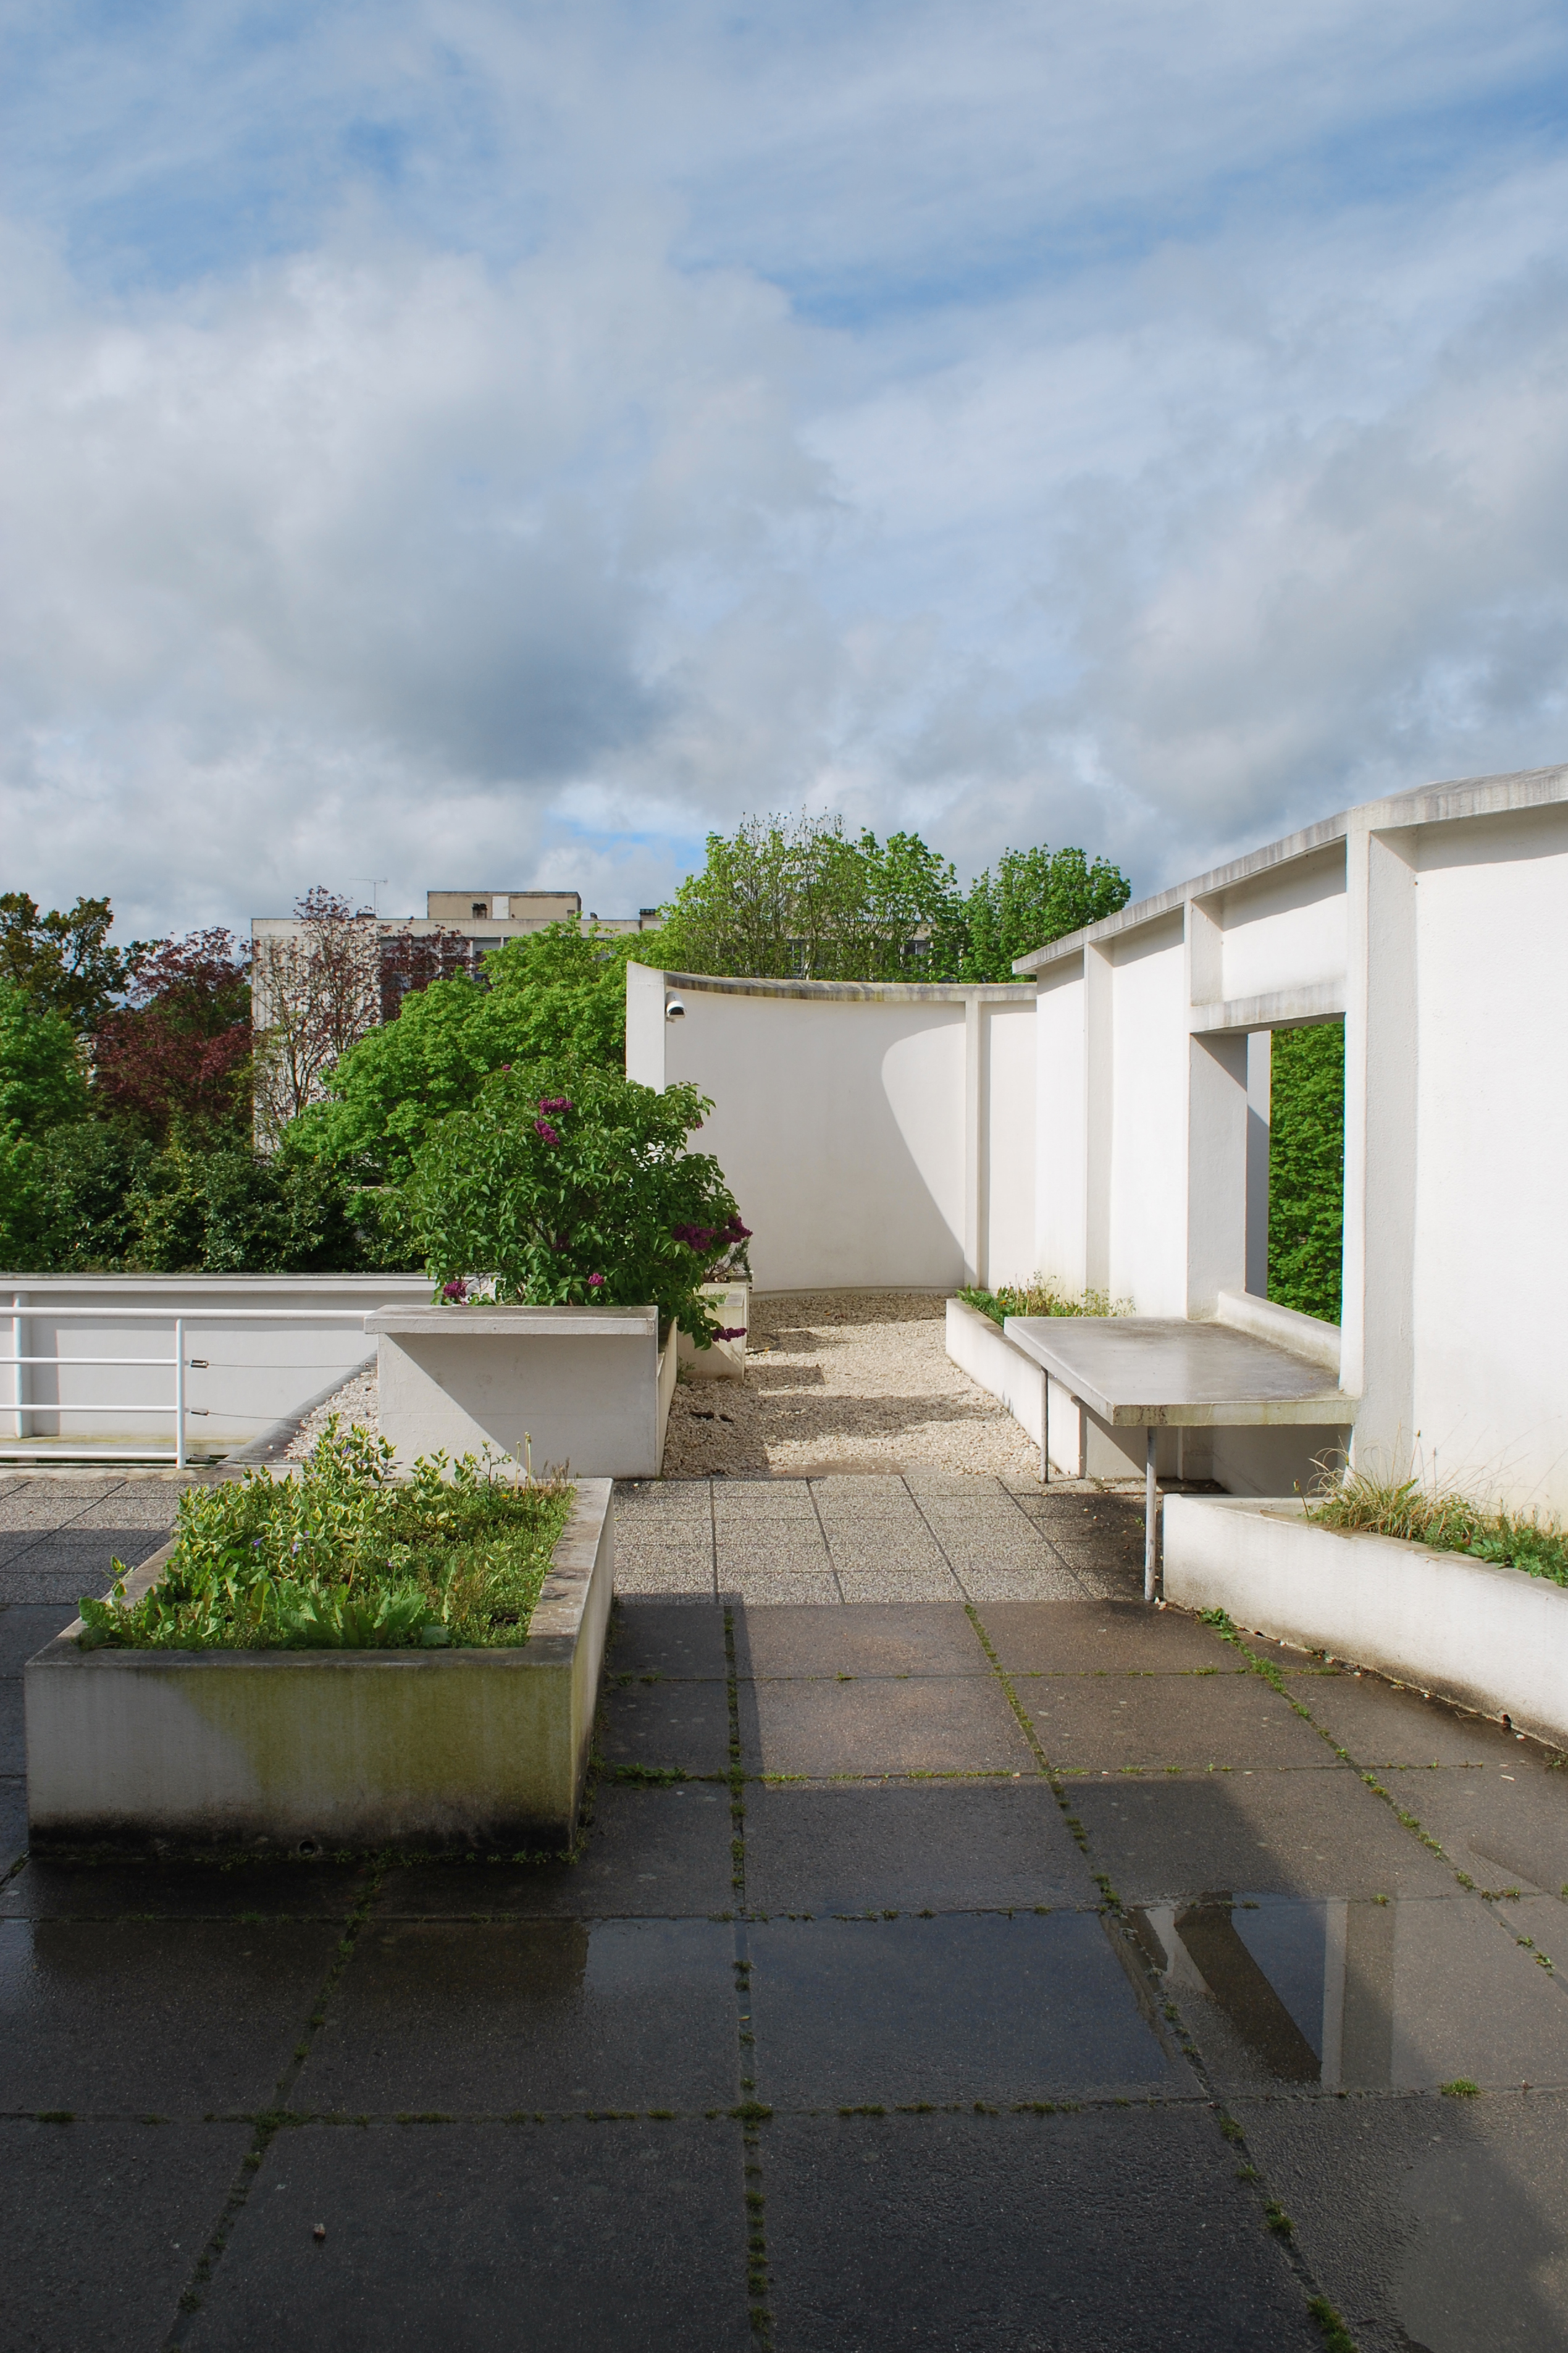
<box><xmin>1002</xmin><ymin>1316</ymin><xmax>1359</xmax><ymax>1601</ymax></box>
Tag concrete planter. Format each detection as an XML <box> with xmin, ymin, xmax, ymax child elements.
<box><xmin>368</xmin><ymin>1302</ymin><xmax>677</xmax><ymax>1478</ymax></box>
<box><xmin>945</xmin><ymin>1297</ymin><xmax>1155</xmax><ymax>1479</ymax></box>
<box><xmin>677</xmin><ymin>1281</ymin><xmax>750</xmax><ymax>1383</ymax></box>
<box><xmin>1163</xmin><ymin>1494</ymin><xmax>1568</xmax><ymax>1749</ymax></box>
<box><xmin>24</xmin><ymin>1480</ymin><xmax>614</xmax><ymax>1855</ymax></box>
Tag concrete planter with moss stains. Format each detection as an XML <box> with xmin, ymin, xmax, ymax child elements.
<box><xmin>1163</xmin><ymin>1494</ymin><xmax>1568</xmax><ymax>1748</ymax></box>
<box><xmin>368</xmin><ymin>1302</ymin><xmax>677</xmax><ymax>1478</ymax></box>
<box><xmin>23</xmin><ymin>1479</ymin><xmax>614</xmax><ymax>1855</ymax></box>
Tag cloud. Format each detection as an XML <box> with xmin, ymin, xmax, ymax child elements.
<box><xmin>3</xmin><ymin>2</ymin><xmax>1568</xmax><ymax>937</ymax></box>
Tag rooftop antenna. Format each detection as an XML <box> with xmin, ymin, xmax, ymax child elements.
<box><xmin>349</xmin><ymin>877</ymin><xmax>388</xmax><ymax>916</ymax></box>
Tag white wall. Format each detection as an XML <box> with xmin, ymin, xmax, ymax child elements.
<box><xmin>626</xmin><ymin>967</ymin><xmax>1035</xmax><ymax>1294</ymax></box>
<box><xmin>3</xmin><ymin>1275</ymin><xmax>430</xmax><ymax>1457</ymax></box>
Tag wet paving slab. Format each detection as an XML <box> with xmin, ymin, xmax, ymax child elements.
<box><xmin>1</xmin><ymin>1500</ymin><xmax>1566</xmax><ymax>2347</ymax></box>
<box><xmin>743</xmin><ymin>1780</ymin><xmax>1097</xmax><ymax>1914</ymax></box>
<box><xmin>293</xmin><ymin>1918</ymin><xmax>742</xmax><ymax>2115</ymax></box>
<box><xmin>182</xmin><ymin>2118</ymin><xmax>754</xmax><ymax>2352</ymax></box>
<box><xmin>765</xmin><ymin>2109</ymin><xmax>1321</xmax><ymax>2352</ymax></box>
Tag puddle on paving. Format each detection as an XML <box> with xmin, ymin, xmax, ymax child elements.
<box><xmin>1131</xmin><ymin>1894</ymin><xmax>1568</xmax><ymax>2090</ymax></box>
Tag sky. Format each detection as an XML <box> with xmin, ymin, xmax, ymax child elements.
<box><xmin>5</xmin><ymin>1</ymin><xmax>1568</xmax><ymax>941</ymax></box>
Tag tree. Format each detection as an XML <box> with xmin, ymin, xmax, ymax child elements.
<box><xmin>957</xmin><ymin>846</ymin><xmax>1132</xmax><ymax>981</ymax></box>
<box><xmin>285</xmin><ymin>922</ymin><xmax>643</xmax><ymax>1185</ymax></box>
<box><xmin>251</xmin><ymin>888</ymin><xmax>384</xmax><ymax>1145</ymax></box>
<box><xmin>651</xmin><ymin>815</ymin><xmax>1130</xmax><ymax>982</ymax></box>
<box><xmin>92</xmin><ymin>928</ymin><xmax>253</xmax><ymax>1142</ymax></box>
<box><xmin>655</xmin><ymin>815</ymin><xmax>963</xmax><ymax>980</ymax></box>
<box><xmin>0</xmin><ymin>893</ymin><xmax>147</xmax><ymax>1032</ymax></box>
<box><xmin>0</xmin><ymin>979</ymin><xmax>88</xmax><ymax>1132</ymax></box>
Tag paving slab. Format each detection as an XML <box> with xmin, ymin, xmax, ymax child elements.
<box><xmin>1</xmin><ymin>1772</ymin><xmax>27</xmax><ymax>1876</ymax></box>
<box><xmin>981</xmin><ymin>1597</ymin><xmax>1247</xmax><ymax>1675</ymax></box>
<box><xmin>954</xmin><ymin>1559</ymin><xmax>1099</xmax><ymax>1602</ymax></box>
<box><xmin>808</xmin><ymin>1475</ymin><xmax>915</xmax><ymax>1512</ymax></box>
<box><xmin>1021</xmin><ymin>1672</ymin><xmax>1335</xmax><ymax>1770</ymax></box>
<box><xmin>374</xmin><ymin>1785</ymin><xmax>735</xmax><ymax>1919</ymax></box>
<box><xmin>606</xmin><ymin>1599</ymin><xmax>729</xmax><ymax>1679</ymax></box>
<box><xmin>1</xmin><ymin>2118</ymin><xmax>251</xmax><ymax>2353</ymax></box>
<box><xmin>1238</xmin><ymin>2086</ymin><xmax>1568</xmax><ymax>2353</ymax></box>
<box><xmin>295</xmin><ymin>1919</ymin><xmax>740</xmax><ymax>2113</ymax></box>
<box><xmin>0</xmin><ymin>1528</ymin><xmax>174</xmax><ymax>1601</ymax></box>
<box><xmin>0</xmin><ymin>1918</ymin><xmax>340</xmax><ymax>2113</ymax></box>
<box><xmin>1134</xmin><ymin>1888</ymin><xmax>1568</xmax><ymax>2092</ymax></box>
<box><xmin>734</xmin><ymin>1602</ymin><xmax>986</xmax><ymax>1681</ymax></box>
<box><xmin>0</xmin><ymin>1479</ymin><xmax>128</xmax><ymax>1533</ymax></box>
<box><xmin>719</xmin><ymin>1570</ymin><xmax>843</xmax><ymax>1607</ymax></box>
<box><xmin>1303</xmin><ymin>1671</ymin><xmax>1536</xmax><ymax>1767</ymax></box>
<box><xmin>1072</xmin><ymin>1769</ymin><xmax>1461</xmax><ymax>1901</ymax></box>
<box><xmin>611</xmin><ymin>1549</ymin><xmax>717</xmax><ymax>1598</ymax></box>
<box><xmin>0</xmin><ymin>1677</ymin><xmax>21</xmax><ymax>1774</ymax></box>
<box><xmin>0</xmin><ymin>1856</ymin><xmax>367</xmax><ymax>1921</ymax></box>
<box><xmin>1383</xmin><ymin>1758</ymin><xmax>1568</xmax><ymax>1898</ymax></box>
<box><xmin>598</xmin><ymin>1677</ymin><xmax>732</xmax><ymax>1774</ymax></box>
<box><xmin>832</xmin><ymin>1561</ymin><xmax>965</xmax><ymax>1602</ymax></box>
<box><xmin>64</xmin><ymin>1486</ymin><xmax>186</xmax><ymax>1530</ymax></box>
<box><xmin>743</xmin><ymin>1782</ymin><xmax>1098</xmax><ymax>1914</ymax></box>
<box><xmin>765</xmin><ymin>2109</ymin><xmax>1320</xmax><ymax>2353</ymax></box>
<box><xmin>748</xmin><ymin>1911</ymin><xmax>1185</xmax><ymax>2105</ymax></box>
<box><xmin>0</xmin><ymin>1601</ymin><xmax>78</xmax><ymax>1674</ymax></box>
<box><xmin>185</xmin><ymin>2118</ymin><xmax>753</xmax><ymax>2352</ymax></box>
<box><xmin>741</xmin><ymin>1673</ymin><xmax>1034</xmax><ymax>1779</ymax></box>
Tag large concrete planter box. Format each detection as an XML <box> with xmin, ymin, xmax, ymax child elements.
<box><xmin>677</xmin><ymin>1280</ymin><xmax>750</xmax><ymax>1383</ymax></box>
<box><xmin>24</xmin><ymin>1479</ymin><xmax>614</xmax><ymax>1854</ymax></box>
<box><xmin>368</xmin><ymin>1303</ymin><xmax>677</xmax><ymax>1478</ymax></box>
<box><xmin>1164</xmin><ymin>1494</ymin><xmax>1568</xmax><ymax>1748</ymax></box>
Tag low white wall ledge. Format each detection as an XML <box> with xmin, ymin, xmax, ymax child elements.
<box><xmin>1212</xmin><ymin>1290</ymin><xmax>1343</xmax><ymax>1378</ymax></box>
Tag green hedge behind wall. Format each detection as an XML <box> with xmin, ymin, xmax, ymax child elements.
<box><xmin>1267</xmin><ymin>1022</ymin><xmax>1344</xmax><ymax>1325</ymax></box>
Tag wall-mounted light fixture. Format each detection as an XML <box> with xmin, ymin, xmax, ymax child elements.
<box><xmin>665</xmin><ymin>998</ymin><xmax>686</xmax><ymax>1021</ymax></box>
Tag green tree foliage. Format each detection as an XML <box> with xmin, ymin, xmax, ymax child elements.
<box><xmin>388</xmin><ymin>1066</ymin><xmax>749</xmax><ymax>1344</ymax></box>
<box><xmin>0</xmin><ymin>980</ymin><xmax>88</xmax><ymax>1132</ymax></box>
<box><xmin>0</xmin><ymin>892</ymin><xmax>146</xmax><ymax>1032</ymax></box>
<box><xmin>1268</xmin><ymin>1023</ymin><xmax>1344</xmax><ymax>1323</ymax></box>
<box><xmin>654</xmin><ymin>815</ymin><xmax>963</xmax><ymax>980</ymax></box>
<box><xmin>957</xmin><ymin>846</ymin><xmax>1131</xmax><ymax>981</ymax></box>
<box><xmin>651</xmin><ymin>814</ymin><xmax>1129</xmax><ymax>981</ymax></box>
<box><xmin>288</xmin><ymin>924</ymin><xmax>642</xmax><ymax>1185</ymax></box>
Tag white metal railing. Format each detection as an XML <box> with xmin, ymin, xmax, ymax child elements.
<box><xmin>4</xmin><ymin>1305</ymin><xmax>374</xmax><ymax>1468</ymax></box>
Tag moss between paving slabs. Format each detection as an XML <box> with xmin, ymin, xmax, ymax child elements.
<box><xmin>79</xmin><ymin>1420</ymin><xmax>572</xmax><ymax>1651</ymax></box>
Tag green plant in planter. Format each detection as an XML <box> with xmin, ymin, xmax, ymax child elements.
<box><xmin>387</xmin><ymin>1066</ymin><xmax>750</xmax><ymax>1348</ymax></box>
<box><xmin>78</xmin><ymin>1420</ymin><xmax>573</xmax><ymax>1651</ymax></box>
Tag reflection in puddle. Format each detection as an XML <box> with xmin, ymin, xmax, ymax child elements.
<box><xmin>1133</xmin><ymin>1896</ymin><xmax>1406</xmax><ymax>2087</ymax></box>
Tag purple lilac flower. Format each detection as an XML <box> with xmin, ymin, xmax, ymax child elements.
<box><xmin>715</xmin><ymin>1326</ymin><xmax>747</xmax><ymax>1341</ymax></box>
<box><xmin>442</xmin><ymin>1278</ymin><xmax>469</xmax><ymax>1302</ymax></box>
<box><xmin>539</xmin><ymin>1095</ymin><xmax>573</xmax><ymax>1113</ymax></box>
<box><xmin>588</xmin><ymin>1273</ymin><xmax>606</xmax><ymax>1289</ymax></box>
<box><xmin>534</xmin><ymin>1119</ymin><xmax>560</xmax><ymax>1144</ymax></box>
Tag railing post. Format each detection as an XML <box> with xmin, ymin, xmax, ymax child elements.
<box><xmin>9</xmin><ymin>1291</ymin><xmax>23</xmax><ymax>1442</ymax></box>
<box><xmin>175</xmin><ymin>1316</ymin><xmax>186</xmax><ymax>1470</ymax></box>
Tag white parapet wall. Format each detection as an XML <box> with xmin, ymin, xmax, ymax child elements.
<box><xmin>677</xmin><ymin>1281</ymin><xmax>750</xmax><ymax>1382</ymax></box>
<box><xmin>1163</xmin><ymin>1493</ymin><xmax>1568</xmax><ymax>1748</ymax></box>
<box><xmin>370</xmin><ymin>1302</ymin><xmax>677</xmax><ymax>1479</ymax></box>
<box><xmin>2</xmin><ymin>1274</ymin><xmax>432</xmax><ymax>1459</ymax></box>
<box><xmin>25</xmin><ymin>1480</ymin><xmax>615</xmax><ymax>1852</ymax></box>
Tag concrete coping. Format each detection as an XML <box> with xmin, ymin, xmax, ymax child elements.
<box><xmin>366</xmin><ymin>1303</ymin><xmax>657</xmax><ymax>1339</ymax></box>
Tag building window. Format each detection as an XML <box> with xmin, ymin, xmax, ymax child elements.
<box><xmin>471</xmin><ymin>900</ymin><xmax>487</xmax><ymax>917</ymax></box>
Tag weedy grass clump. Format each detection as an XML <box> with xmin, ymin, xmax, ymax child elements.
<box><xmin>78</xmin><ymin>1419</ymin><xmax>572</xmax><ymax>1652</ymax></box>
<box><xmin>1307</xmin><ymin>1464</ymin><xmax>1568</xmax><ymax>1590</ymax></box>
<box><xmin>958</xmin><ymin>1280</ymin><xmax>1128</xmax><ymax>1326</ymax></box>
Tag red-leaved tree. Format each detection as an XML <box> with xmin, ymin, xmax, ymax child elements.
<box><xmin>92</xmin><ymin>928</ymin><xmax>253</xmax><ymax>1141</ymax></box>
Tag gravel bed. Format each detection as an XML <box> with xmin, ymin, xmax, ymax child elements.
<box><xmin>279</xmin><ymin>1293</ymin><xmax>1048</xmax><ymax>1482</ymax></box>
